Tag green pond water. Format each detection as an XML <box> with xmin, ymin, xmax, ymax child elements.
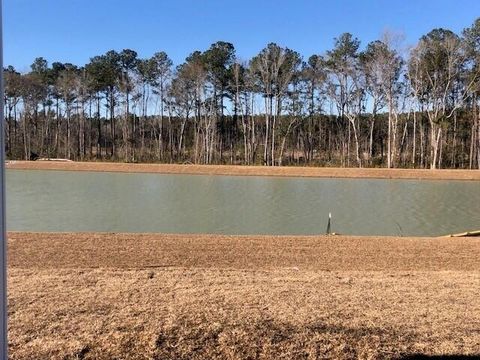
<box><xmin>6</xmin><ymin>169</ymin><xmax>480</xmax><ymax>236</ymax></box>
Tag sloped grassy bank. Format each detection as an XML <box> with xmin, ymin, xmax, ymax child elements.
<box><xmin>7</xmin><ymin>232</ymin><xmax>480</xmax><ymax>359</ymax></box>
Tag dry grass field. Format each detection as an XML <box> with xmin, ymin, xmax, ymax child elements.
<box><xmin>7</xmin><ymin>232</ymin><xmax>480</xmax><ymax>359</ymax></box>
<box><xmin>6</xmin><ymin>160</ymin><xmax>480</xmax><ymax>180</ymax></box>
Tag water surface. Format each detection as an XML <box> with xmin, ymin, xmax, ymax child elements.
<box><xmin>6</xmin><ymin>169</ymin><xmax>480</xmax><ymax>236</ymax></box>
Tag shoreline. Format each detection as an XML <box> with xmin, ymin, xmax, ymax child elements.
<box><xmin>8</xmin><ymin>231</ymin><xmax>480</xmax><ymax>271</ymax></box>
<box><xmin>6</xmin><ymin>160</ymin><xmax>480</xmax><ymax>180</ymax></box>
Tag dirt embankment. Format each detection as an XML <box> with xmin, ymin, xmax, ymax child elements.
<box><xmin>7</xmin><ymin>160</ymin><xmax>480</xmax><ymax>180</ymax></box>
<box><xmin>7</xmin><ymin>232</ymin><xmax>480</xmax><ymax>359</ymax></box>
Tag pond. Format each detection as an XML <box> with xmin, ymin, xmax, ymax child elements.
<box><xmin>6</xmin><ymin>169</ymin><xmax>480</xmax><ymax>236</ymax></box>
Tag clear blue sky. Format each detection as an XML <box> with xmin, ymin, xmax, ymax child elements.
<box><xmin>4</xmin><ymin>0</ymin><xmax>480</xmax><ymax>72</ymax></box>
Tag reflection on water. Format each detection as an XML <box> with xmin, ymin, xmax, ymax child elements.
<box><xmin>6</xmin><ymin>169</ymin><xmax>480</xmax><ymax>236</ymax></box>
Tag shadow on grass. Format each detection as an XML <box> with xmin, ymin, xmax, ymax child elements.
<box><xmin>153</xmin><ymin>317</ymin><xmax>480</xmax><ymax>360</ymax></box>
<box><xmin>400</xmin><ymin>356</ymin><xmax>480</xmax><ymax>360</ymax></box>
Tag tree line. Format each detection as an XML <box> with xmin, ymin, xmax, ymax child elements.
<box><xmin>4</xmin><ymin>18</ymin><xmax>480</xmax><ymax>169</ymax></box>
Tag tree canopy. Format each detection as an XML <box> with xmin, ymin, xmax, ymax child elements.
<box><xmin>4</xmin><ymin>18</ymin><xmax>480</xmax><ymax>169</ymax></box>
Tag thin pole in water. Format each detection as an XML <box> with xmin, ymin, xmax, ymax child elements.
<box><xmin>0</xmin><ymin>0</ymin><xmax>7</xmax><ymax>357</ymax></box>
<box><xmin>326</xmin><ymin>212</ymin><xmax>332</xmax><ymax>235</ymax></box>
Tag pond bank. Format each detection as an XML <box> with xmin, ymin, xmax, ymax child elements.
<box><xmin>7</xmin><ymin>160</ymin><xmax>480</xmax><ymax>180</ymax></box>
<box><xmin>7</xmin><ymin>232</ymin><xmax>480</xmax><ymax>359</ymax></box>
<box><xmin>8</xmin><ymin>231</ymin><xmax>480</xmax><ymax>271</ymax></box>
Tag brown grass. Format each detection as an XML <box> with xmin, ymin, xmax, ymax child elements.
<box><xmin>6</xmin><ymin>160</ymin><xmax>480</xmax><ymax>180</ymax></box>
<box><xmin>7</xmin><ymin>232</ymin><xmax>480</xmax><ymax>359</ymax></box>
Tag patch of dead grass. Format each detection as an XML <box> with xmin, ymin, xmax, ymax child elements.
<box><xmin>7</xmin><ymin>233</ymin><xmax>480</xmax><ymax>359</ymax></box>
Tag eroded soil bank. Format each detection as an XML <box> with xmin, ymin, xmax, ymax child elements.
<box><xmin>7</xmin><ymin>160</ymin><xmax>480</xmax><ymax>180</ymax></box>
